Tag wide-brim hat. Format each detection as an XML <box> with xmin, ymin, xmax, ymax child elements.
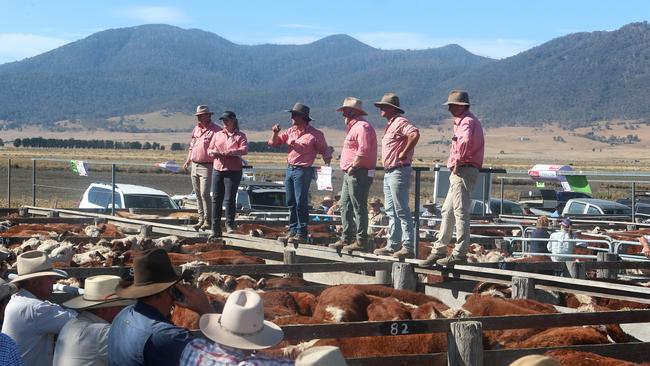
<box><xmin>115</xmin><ymin>249</ymin><xmax>180</xmax><ymax>299</ymax></box>
<box><xmin>336</xmin><ymin>97</ymin><xmax>367</xmax><ymax>116</ymax></box>
<box><xmin>64</xmin><ymin>275</ymin><xmax>135</xmax><ymax>309</ymax></box>
<box><xmin>10</xmin><ymin>251</ymin><xmax>68</xmax><ymax>283</ymax></box>
<box><xmin>423</xmin><ymin>199</ymin><xmax>436</xmax><ymax>207</ymax></box>
<box><xmin>296</xmin><ymin>346</ymin><xmax>348</xmax><ymax>366</ymax></box>
<box><xmin>443</xmin><ymin>90</ymin><xmax>470</xmax><ymax>106</ymax></box>
<box><xmin>560</xmin><ymin>218</ymin><xmax>572</xmax><ymax>227</ymax></box>
<box><xmin>374</xmin><ymin>93</ymin><xmax>404</xmax><ymax>114</ymax></box>
<box><xmin>0</xmin><ymin>279</ymin><xmax>17</xmax><ymax>301</ymax></box>
<box><xmin>287</xmin><ymin>103</ymin><xmax>313</xmax><ymax>121</ymax></box>
<box><xmin>509</xmin><ymin>355</ymin><xmax>560</xmax><ymax>366</ymax></box>
<box><xmin>199</xmin><ymin>289</ymin><xmax>284</xmax><ymax>350</ymax></box>
<box><xmin>369</xmin><ymin>197</ymin><xmax>383</xmax><ymax>206</ymax></box>
<box><xmin>321</xmin><ymin>196</ymin><xmax>333</xmax><ymax>203</ymax></box>
<box><xmin>195</xmin><ymin>105</ymin><xmax>214</xmax><ymax>116</ymax></box>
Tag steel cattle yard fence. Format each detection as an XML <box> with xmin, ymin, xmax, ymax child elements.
<box><xmin>3</xmin><ymin>208</ymin><xmax>650</xmax><ymax>365</ymax></box>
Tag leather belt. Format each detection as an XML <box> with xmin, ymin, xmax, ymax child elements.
<box><xmin>288</xmin><ymin>164</ymin><xmax>310</xmax><ymax>169</ymax></box>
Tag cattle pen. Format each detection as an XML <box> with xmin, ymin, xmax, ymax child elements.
<box><xmin>2</xmin><ymin>206</ymin><xmax>650</xmax><ymax>365</ymax></box>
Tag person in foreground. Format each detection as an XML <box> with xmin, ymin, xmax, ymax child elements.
<box><xmin>268</xmin><ymin>103</ymin><xmax>332</xmax><ymax>245</ymax></box>
<box><xmin>295</xmin><ymin>346</ymin><xmax>347</xmax><ymax>366</ymax></box>
<box><xmin>422</xmin><ymin>90</ymin><xmax>485</xmax><ymax>267</ymax></box>
<box><xmin>208</xmin><ymin>110</ymin><xmax>249</xmax><ymax>239</ymax></box>
<box><xmin>2</xmin><ymin>251</ymin><xmax>77</xmax><ymax>366</ymax></box>
<box><xmin>372</xmin><ymin>93</ymin><xmax>420</xmax><ymax>259</ymax></box>
<box><xmin>180</xmin><ymin>289</ymin><xmax>293</xmax><ymax>366</ymax></box>
<box><xmin>54</xmin><ymin>275</ymin><xmax>134</xmax><ymax>366</ymax></box>
<box><xmin>108</xmin><ymin>249</ymin><xmax>214</xmax><ymax>366</ymax></box>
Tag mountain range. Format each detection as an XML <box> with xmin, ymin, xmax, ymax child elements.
<box><xmin>0</xmin><ymin>22</ymin><xmax>649</xmax><ymax>130</ymax></box>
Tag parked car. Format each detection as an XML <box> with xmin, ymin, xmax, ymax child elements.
<box><xmin>562</xmin><ymin>198</ymin><xmax>632</xmax><ymax>216</ymax></box>
<box><xmin>615</xmin><ymin>198</ymin><xmax>650</xmax><ymax>217</ymax></box>
<box><xmin>173</xmin><ymin>181</ymin><xmax>287</xmax><ymax>214</ymax></box>
<box><xmin>470</xmin><ymin>198</ymin><xmax>525</xmax><ymax>215</ymax></box>
<box><xmin>79</xmin><ymin>182</ymin><xmax>179</xmax><ymax>209</ymax></box>
<box><xmin>519</xmin><ymin>189</ymin><xmax>591</xmax><ymax>214</ymax></box>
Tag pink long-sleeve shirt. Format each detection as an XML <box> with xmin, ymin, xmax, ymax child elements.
<box><xmin>208</xmin><ymin>129</ymin><xmax>249</xmax><ymax>171</ymax></box>
<box><xmin>340</xmin><ymin>117</ymin><xmax>377</xmax><ymax>171</ymax></box>
<box><xmin>381</xmin><ymin>116</ymin><xmax>419</xmax><ymax>169</ymax></box>
<box><xmin>188</xmin><ymin>122</ymin><xmax>222</xmax><ymax>164</ymax></box>
<box><xmin>269</xmin><ymin>125</ymin><xmax>332</xmax><ymax>167</ymax></box>
<box><xmin>447</xmin><ymin>111</ymin><xmax>485</xmax><ymax>170</ymax></box>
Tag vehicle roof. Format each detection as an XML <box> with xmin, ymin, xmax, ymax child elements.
<box><xmin>566</xmin><ymin>198</ymin><xmax>630</xmax><ymax>208</ymax></box>
<box><xmin>90</xmin><ymin>182</ymin><xmax>170</xmax><ymax>196</ymax></box>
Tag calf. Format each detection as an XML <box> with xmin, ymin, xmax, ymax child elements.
<box><xmin>313</xmin><ymin>285</ymin><xmax>370</xmax><ymax>322</ymax></box>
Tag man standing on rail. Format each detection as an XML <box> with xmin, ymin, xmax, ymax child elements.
<box><xmin>183</xmin><ymin>105</ymin><xmax>222</xmax><ymax>231</ymax></box>
<box><xmin>329</xmin><ymin>97</ymin><xmax>377</xmax><ymax>253</ymax></box>
<box><xmin>269</xmin><ymin>103</ymin><xmax>332</xmax><ymax>246</ymax></box>
<box><xmin>372</xmin><ymin>93</ymin><xmax>420</xmax><ymax>259</ymax></box>
<box><xmin>422</xmin><ymin>90</ymin><xmax>485</xmax><ymax>267</ymax></box>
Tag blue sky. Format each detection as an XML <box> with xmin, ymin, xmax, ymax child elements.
<box><xmin>0</xmin><ymin>0</ymin><xmax>648</xmax><ymax>64</ymax></box>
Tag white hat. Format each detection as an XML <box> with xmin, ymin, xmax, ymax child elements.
<box><xmin>296</xmin><ymin>346</ymin><xmax>347</xmax><ymax>366</ymax></box>
<box><xmin>10</xmin><ymin>251</ymin><xmax>68</xmax><ymax>283</ymax></box>
<box><xmin>194</xmin><ymin>105</ymin><xmax>214</xmax><ymax>116</ymax></box>
<box><xmin>509</xmin><ymin>355</ymin><xmax>560</xmax><ymax>366</ymax></box>
<box><xmin>199</xmin><ymin>289</ymin><xmax>284</xmax><ymax>350</ymax></box>
<box><xmin>336</xmin><ymin>97</ymin><xmax>367</xmax><ymax>116</ymax></box>
<box><xmin>63</xmin><ymin>275</ymin><xmax>134</xmax><ymax>310</ymax></box>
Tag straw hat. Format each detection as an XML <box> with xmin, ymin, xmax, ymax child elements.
<box><xmin>369</xmin><ymin>197</ymin><xmax>383</xmax><ymax>206</ymax></box>
<box><xmin>199</xmin><ymin>289</ymin><xmax>284</xmax><ymax>350</ymax></box>
<box><xmin>295</xmin><ymin>346</ymin><xmax>348</xmax><ymax>366</ymax></box>
<box><xmin>194</xmin><ymin>105</ymin><xmax>214</xmax><ymax>116</ymax></box>
<box><xmin>10</xmin><ymin>251</ymin><xmax>68</xmax><ymax>283</ymax></box>
<box><xmin>423</xmin><ymin>199</ymin><xmax>436</xmax><ymax>207</ymax></box>
<box><xmin>0</xmin><ymin>279</ymin><xmax>17</xmax><ymax>301</ymax></box>
<box><xmin>336</xmin><ymin>97</ymin><xmax>367</xmax><ymax>116</ymax></box>
<box><xmin>287</xmin><ymin>103</ymin><xmax>313</xmax><ymax>121</ymax></box>
<box><xmin>443</xmin><ymin>90</ymin><xmax>470</xmax><ymax>106</ymax></box>
<box><xmin>63</xmin><ymin>275</ymin><xmax>134</xmax><ymax>310</ymax></box>
<box><xmin>509</xmin><ymin>355</ymin><xmax>560</xmax><ymax>366</ymax></box>
<box><xmin>321</xmin><ymin>196</ymin><xmax>334</xmax><ymax>203</ymax></box>
<box><xmin>374</xmin><ymin>93</ymin><xmax>404</xmax><ymax>114</ymax></box>
<box><xmin>115</xmin><ymin>249</ymin><xmax>180</xmax><ymax>299</ymax></box>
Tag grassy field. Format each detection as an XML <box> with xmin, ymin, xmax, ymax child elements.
<box><xmin>2</xmin><ymin>121</ymin><xmax>650</xmax><ymax>208</ymax></box>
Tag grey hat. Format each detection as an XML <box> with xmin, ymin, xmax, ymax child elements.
<box><xmin>374</xmin><ymin>93</ymin><xmax>404</xmax><ymax>114</ymax></box>
<box><xmin>287</xmin><ymin>103</ymin><xmax>313</xmax><ymax>121</ymax></box>
<box><xmin>219</xmin><ymin>111</ymin><xmax>237</xmax><ymax>120</ymax></box>
<box><xmin>443</xmin><ymin>90</ymin><xmax>470</xmax><ymax>106</ymax></box>
<box><xmin>194</xmin><ymin>105</ymin><xmax>214</xmax><ymax>116</ymax></box>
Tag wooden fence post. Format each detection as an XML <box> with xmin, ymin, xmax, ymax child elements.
<box><xmin>566</xmin><ymin>261</ymin><xmax>586</xmax><ymax>279</ymax></box>
<box><xmin>375</xmin><ymin>268</ymin><xmax>392</xmax><ymax>285</ymax></box>
<box><xmin>511</xmin><ymin>276</ymin><xmax>535</xmax><ymax>299</ymax></box>
<box><xmin>597</xmin><ymin>252</ymin><xmax>618</xmax><ymax>279</ymax></box>
<box><xmin>283</xmin><ymin>248</ymin><xmax>301</xmax><ymax>278</ymax></box>
<box><xmin>392</xmin><ymin>262</ymin><xmax>416</xmax><ymax>291</ymax></box>
<box><xmin>448</xmin><ymin>321</ymin><xmax>483</xmax><ymax>366</ymax></box>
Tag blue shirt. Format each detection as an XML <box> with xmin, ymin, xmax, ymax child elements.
<box><xmin>0</xmin><ymin>332</ymin><xmax>23</xmax><ymax>366</ymax></box>
<box><xmin>108</xmin><ymin>301</ymin><xmax>195</xmax><ymax>366</ymax></box>
<box><xmin>180</xmin><ymin>338</ymin><xmax>294</xmax><ymax>366</ymax></box>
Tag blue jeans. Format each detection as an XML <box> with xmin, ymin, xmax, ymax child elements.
<box><xmin>285</xmin><ymin>166</ymin><xmax>314</xmax><ymax>236</ymax></box>
<box><xmin>383</xmin><ymin>166</ymin><xmax>414</xmax><ymax>251</ymax></box>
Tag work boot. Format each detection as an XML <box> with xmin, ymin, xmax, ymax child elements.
<box><xmin>373</xmin><ymin>246</ymin><xmax>395</xmax><ymax>256</ymax></box>
<box><xmin>288</xmin><ymin>234</ymin><xmax>309</xmax><ymax>246</ymax></box>
<box><xmin>342</xmin><ymin>240</ymin><xmax>366</xmax><ymax>252</ymax></box>
<box><xmin>207</xmin><ymin>231</ymin><xmax>222</xmax><ymax>243</ymax></box>
<box><xmin>420</xmin><ymin>251</ymin><xmax>447</xmax><ymax>267</ymax></box>
<box><xmin>392</xmin><ymin>247</ymin><xmax>415</xmax><ymax>259</ymax></box>
<box><xmin>192</xmin><ymin>219</ymin><xmax>204</xmax><ymax>231</ymax></box>
<box><xmin>436</xmin><ymin>253</ymin><xmax>467</xmax><ymax>266</ymax></box>
<box><xmin>329</xmin><ymin>238</ymin><xmax>353</xmax><ymax>250</ymax></box>
<box><xmin>200</xmin><ymin>220</ymin><xmax>211</xmax><ymax>231</ymax></box>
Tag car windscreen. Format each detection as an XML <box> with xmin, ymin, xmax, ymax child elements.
<box><xmin>88</xmin><ymin>187</ymin><xmax>123</xmax><ymax>208</ymax></box>
<box><xmin>249</xmin><ymin>191</ymin><xmax>286</xmax><ymax>210</ymax></box>
<box><xmin>124</xmin><ymin>194</ymin><xmax>178</xmax><ymax>209</ymax></box>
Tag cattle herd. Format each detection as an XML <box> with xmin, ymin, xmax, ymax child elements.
<box><xmin>1</xmin><ymin>216</ymin><xmax>650</xmax><ymax>365</ymax></box>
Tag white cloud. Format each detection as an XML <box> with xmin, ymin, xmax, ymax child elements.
<box><xmin>124</xmin><ymin>6</ymin><xmax>189</xmax><ymax>24</ymax></box>
<box><xmin>351</xmin><ymin>31</ymin><xmax>539</xmax><ymax>59</ymax></box>
<box><xmin>0</xmin><ymin>33</ymin><xmax>70</xmax><ymax>64</ymax></box>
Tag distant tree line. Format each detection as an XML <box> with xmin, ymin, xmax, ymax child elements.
<box><xmin>577</xmin><ymin>132</ymin><xmax>640</xmax><ymax>145</ymax></box>
<box><xmin>168</xmin><ymin>141</ymin><xmax>287</xmax><ymax>152</ymax></box>
<box><xmin>12</xmin><ymin>137</ymin><xmax>165</xmax><ymax>150</ymax></box>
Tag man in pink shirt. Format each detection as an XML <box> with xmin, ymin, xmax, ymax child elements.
<box><xmin>183</xmin><ymin>105</ymin><xmax>222</xmax><ymax>231</ymax></box>
<box><xmin>268</xmin><ymin>103</ymin><xmax>332</xmax><ymax>245</ymax></box>
<box><xmin>372</xmin><ymin>93</ymin><xmax>420</xmax><ymax>259</ymax></box>
<box><xmin>422</xmin><ymin>90</ymin><xmax>485</xmax><ymax>267</ymax></box>
<box><xmin>328</xmin><ymin>97</ymin><xmax>377</xmax><ymax>252</ymax></box>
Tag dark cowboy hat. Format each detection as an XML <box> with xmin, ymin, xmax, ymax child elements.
<box><xmin>115</xmin><ymin>249</ymin><xmax>180</xmax><ymax>299</ymax></box>
<box><xmin>374</xmin><ymin>93</ymin><xmax>404</xmax><ymax>114</ymax></box>
<box><xmin>219</xmin><ymin>111</ymin><xmax>237</xmax><ymax>121</ymax></box>
<box><xmin>286</xmin><ymin>103</ymin><xmax>313</xmax><ymax>121</ymax></box>
<box><xmin>443</xmin><ymin>90</ymin><xmax>471</xmax><ymax>106</ymax></box>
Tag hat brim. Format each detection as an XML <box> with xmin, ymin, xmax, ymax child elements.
<box><xmin>10</xmin><ymin>269</ymin><xmax>68</xmax><ymax>284</ymax></box>
<box><xmin>373</xmin><ymin>102</ymin><xmax>404</xmax><ymax>114</ymax></box>
<box><xmin>443</xmin><ymin>101</ymin><xmax>470</xmax><ymax>106</ymax></box>
<box><xmin>195</xmin><ymin>111</ymin><xmax>214</xmax><ymax>116</ymax></box>
<box><xmin>63</xmin><ymin>296</ymin><xmax>134</xmax><ymax>310</ymax></box>
<box><xmin>336</xmin><ymin>106</ymin><xmax>368</xmax><ymax>116</ymax></box>
<box><xmin>115</xmin><ymin>278</ymin><xmax>179</xmax><ymax>299</ymax></box>
<box><xmin>199</xmin><ymin>314</ymin><xmax>284</xmax><ymax>350</ymax></box>
<box><xmin>286</xmin><ymin>110</ymin><xmax>313</xmax><ymax>121</ymax></box>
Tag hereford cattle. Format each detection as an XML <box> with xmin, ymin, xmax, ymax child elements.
<box><xmin>506</xmin><ymin>326</ymin><xmax>609</xmax><ymax>349</ymax></box>
<box><xmin>312</xmin><ymin>285</ymin><xmax>370</xmax><ymax>322</ymax></box>
<box><xmin>0</xmin><ymin>223</ymin><xmax>122</xmax><ymax>238</ymax></box>
<box><xmin>545</xmin><ymin>349</ymin><xmax>640</xmax><ymax>366</ymax></box>
<box><xmin>366</xmin><ymin>296</ymin><xmax>413</xmax><ymax>321</ymax></box>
